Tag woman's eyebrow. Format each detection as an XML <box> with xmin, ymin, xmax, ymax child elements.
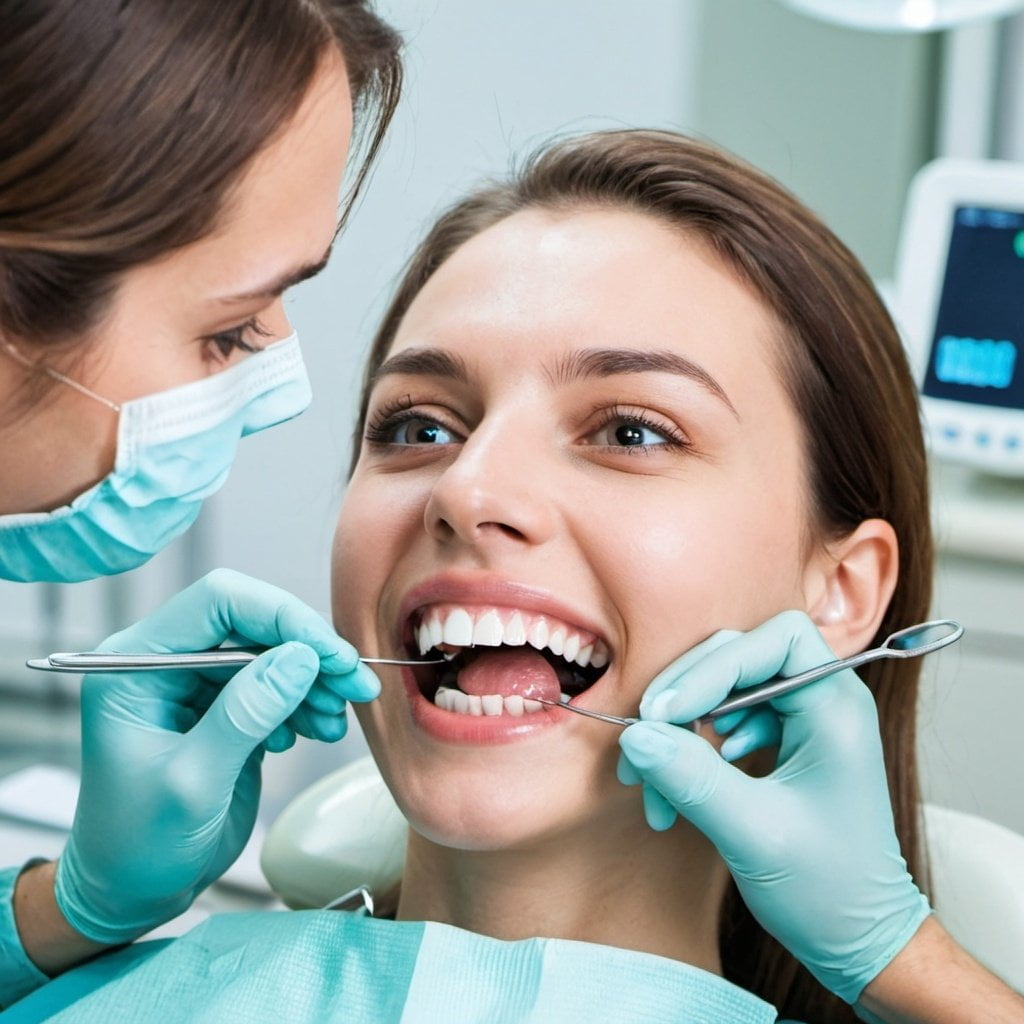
<box><xmin>551</xmin><ymin>348</ymin><xmax>738</xmax><ymax>418</ymax></box>
<box><xmin>372</xmin><ymin>347</ymin><xmax>469</xmax><ymax>384</ymax></box>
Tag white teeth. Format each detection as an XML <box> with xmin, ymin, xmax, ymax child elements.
<box><xmin>428</xmin><ymin>616</ymin><xmax>443</xmax><ymax>650</ymax></box>
<box><xmin>415</xmin><ymin>606</ymin><xmax>612</xmax><ymax>673</ymax></box>
<box><xmin>472</xmin><ymin>610</ymin><xmax>504</xmax><ymax>647</ymax></box>
<box><xmin>432</xmin><ymin>687</ymin><xmax>546</xmax><ymax>717</ymax></box>
<box><xmin>481</xmin><ymin>694</ymin><xmax>503</xmax><ymax>716</ymax></box>
<box><xmin>563</xmin><ymin>633</ymin><xmax>580</xmax><ymax>662</ymax></box>
<box><xmin>548</xmin><ymin>627</ymin><xmax>565</xmax><ymax>656</ymax></box>
<box><xmin>443</xmin><ymin>608</ymin><xmax>474</xmax><ymax>646</ymax></box>
<box><xmin>505</xmin><ymin>612</ymin><xmax>527</xmax><ymax>646</ymax></box>
<box><xmin>527</xmin><ymin>619</ymin><xmax>549</xmax><ymax>650</ymax></box>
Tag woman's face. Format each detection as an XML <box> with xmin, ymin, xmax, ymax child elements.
<box><xmin>334</xmin><ymin>206</ymin><xmax>817</xmax><ymax>850</ymax></box>
<box><xmin>0</xmin><ymin>48</ymin><xmax>352</xmax><ymax>513</ymax></box>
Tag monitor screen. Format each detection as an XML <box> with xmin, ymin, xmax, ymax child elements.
<box><xmin>921</xmin><ymin>204</ymin><xmax>1024</xmax><ymax>410</ymax></box>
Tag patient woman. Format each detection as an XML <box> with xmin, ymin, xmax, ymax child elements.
<box><xmin>333</xmin><ymin>129</ymin><xmax>1022</xmax><ymax>1024</ymax></box>
<box><xmin>10</xmin><ymin>132</ymin><xmax>1021</xmax><ymax>1023</ymax></box>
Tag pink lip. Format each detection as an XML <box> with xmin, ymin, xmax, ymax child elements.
<box><xmin>390</xmin><ymin>571</ymin><xmax>612</xmax><ymax>745</ymax></box>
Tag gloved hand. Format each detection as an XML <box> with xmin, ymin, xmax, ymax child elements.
<box><xmin>617</xmin><ymin>610</ymin><xmax>930</xmax><ymax>1005</ymax></box>
<box><xmin>55</xmin><ymin>568</ymin><xmax>379</xmax><ymax>946</ymax></box>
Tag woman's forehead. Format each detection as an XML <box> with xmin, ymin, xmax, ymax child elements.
<box><xmin>388</xmin><ymin>206</ymin><xmax>787</xmax><ymax>401</ymax></box>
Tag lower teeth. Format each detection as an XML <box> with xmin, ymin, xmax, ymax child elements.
<box><xmin>433</xmin><ymin>686</ymin><xmax>570</xmax><ymax>717</ymax></box>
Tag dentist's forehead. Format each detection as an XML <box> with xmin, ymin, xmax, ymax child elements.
<box><xmin>389</xmin><ymin>205</ymin><xmax>782</xmax><ymax>393</ymax></box>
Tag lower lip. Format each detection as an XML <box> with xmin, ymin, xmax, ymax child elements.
<box><xmin>400</xmin><ymin>668</ymin><xmax>571</xmax><ymax>744</ymax></box>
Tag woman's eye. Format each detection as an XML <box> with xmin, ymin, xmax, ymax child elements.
<box><xmin>388</xmin><ymin>416</ymin><xmax>455</xmax><ymax>446</ymax></box>
<box><xmin>593</xmin><ymin>418</ymin><xmax>673</xmax><ymax>448</ymax></box>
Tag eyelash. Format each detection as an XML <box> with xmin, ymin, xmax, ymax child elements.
<box><xmin>589</xmin><ymin>404</ymin><xmax>691</xmax><ymax>454</ymax></box>
<box><xmin>363</xmin><ymin>397</ymin><xmax>691</xmax><ymax>454</ymax></box>
<box><xmin>363</xmin><ymin>395</ymin><xmax>453</xmax><ymax>444</ymax></box>
<box><xmin>202</xmin><ymin>316</ymin><xmax>271</xmax><ymax>362</ymax></box>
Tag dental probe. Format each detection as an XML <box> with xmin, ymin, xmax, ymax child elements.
<box><xmin>533</xmin><ymin>619</ymin><xmax>963</xmax><ymax>729</ymax></box>
<box><xmin>25</xmin><ymin>650</ymin><xmax>451</xmax><ymax>673</ymax></box>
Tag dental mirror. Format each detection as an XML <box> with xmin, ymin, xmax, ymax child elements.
<box><xmin>537</xmin><ymin>618</ymin><xmax>963</xmax><ymax>728</ymax></box>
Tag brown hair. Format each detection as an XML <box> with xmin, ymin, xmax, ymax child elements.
<box><xmin>350</xmin><ymin>130</ymin><xmax>932</xmax><ymax>1023</ymax></box>
<box><xmin>0</xmin><ymin>0</ymin><xmax>401</xmax><ymax>353</ymax></box>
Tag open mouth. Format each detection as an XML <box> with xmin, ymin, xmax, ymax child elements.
<box><xmin>405</xmin><ymin>604</ymin><xmax>612</xmax><ymax>718</ymax></box>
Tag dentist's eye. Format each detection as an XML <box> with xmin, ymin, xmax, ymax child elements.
<box><xmin>586</xmin><ymin>406</ymin><xmax>689</xmax><ymax>453</ymax></box>
<box><xmin>201</xmin><ymin>316</ymin><xmax>271</xmax><ymax>364</ymax></box>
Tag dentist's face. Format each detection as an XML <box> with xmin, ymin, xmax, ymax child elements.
<box><xmin>0</xmin><ymin>48</ymin><xmax>352</xmax><ymax>515</ymax></box>
<box><xmin>334</xmin><ymin>206</ymin><xmax>813</xmax><ymax>849</ymax></box>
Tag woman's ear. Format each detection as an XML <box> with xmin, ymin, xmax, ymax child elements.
<box><xmin>804</xmin><ymin>518</ymin><xmax>899</xmax><ymax>658</ymax></box>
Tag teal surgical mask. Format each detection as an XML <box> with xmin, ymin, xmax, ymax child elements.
<box><xmin>0</xmin><ymin>334</ymin><xmax>311</xmax><ymax>582</ymax></box>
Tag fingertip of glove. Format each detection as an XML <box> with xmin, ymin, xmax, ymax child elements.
<box><xmin>338</xmin><ymin>663</ymin><xmax>381</xmax><ymax>701</ymax></box>
<box><xmin>264</xmin><ymin>723</ymin><xmax>297</xmax><ymax>753</ymax></box>
<box><xmin>640</xmin><ymin>691</ymin><xmax>672</xmax><ymax>721</ymax></box>
<box><xmin>619</xmin><ymin>722</ymin><xmax>679</xmax><ymax>770</ymax></box>
<box><xmin>643</xmin><ymin>784</ymin><xmax>679</xmax><ymax>831</ymax></box>
<box><xmin>319</xmin><ymin>643</ymin><xmax>361</xmax><ymax>675</ymax></box>
<box><xmin>265</xmin><ymin>641</ymin><xmax>319</xmax><ymax>683</ymax></box>
<box><xmin>616</xmin><ymin>751</ymin><xmax>642</xmax><ymax>786</ymax></box>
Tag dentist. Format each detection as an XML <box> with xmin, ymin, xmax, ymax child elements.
<box><xmin>0</xmin><ymin>0</ymin><xmax>400</xmax><ymax>1007</ymax></box>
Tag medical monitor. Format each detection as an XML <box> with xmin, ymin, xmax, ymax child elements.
<box><xmin>895</xmin><ymin>158</ymin><xmax>1024</xmax><ymax>476</ymax></box>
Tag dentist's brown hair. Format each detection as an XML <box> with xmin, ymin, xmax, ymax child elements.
<box><xmin>0</xmin><ymin>0</ymin><xmax>401</xmax><ymax>386</ymax></box>
<box><xmin>352</xmin><ymin>130</ymin><xmax>931</xmax><ymax>1024</ymax></box>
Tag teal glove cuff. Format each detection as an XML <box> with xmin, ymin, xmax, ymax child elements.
<box><xmin>0</xmin><ymin>862</ymin><xmax>52</xmax><ymax>1009</ymax></box>
<box><xmin>54</xmin><ymin>849</ymin><xmax>160</xmax><ymax>947</ymax></box>
<box><xmin>825</xmin><ymin>898</ymin><xmax>932</xmax><ymax>1005</ymax></box>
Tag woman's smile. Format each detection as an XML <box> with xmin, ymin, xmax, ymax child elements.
<box><xmin>390</xmin><ymin>573</ymin><xmax>617</xmax><ymax>743</ymax></box>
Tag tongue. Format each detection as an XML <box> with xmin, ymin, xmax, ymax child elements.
<box><xmin>457</xmin><ymin>648</ymin><xmax>562</xmax><ymax>701</ymax></box>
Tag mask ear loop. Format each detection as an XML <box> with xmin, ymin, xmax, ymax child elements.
<box><xmin>2</xmin><ymin>341</ymin><xmax>121</xmax><ymax>412</ymax></box>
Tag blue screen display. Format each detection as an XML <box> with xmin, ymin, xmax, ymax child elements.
<box><xmin>922</xmin><ymin>206</ymin><xmax>1024</xmax><ymax>410</ymax></box>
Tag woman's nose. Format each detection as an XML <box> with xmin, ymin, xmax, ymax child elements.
<box><xmin>424</xmin><ymin>427</ymin><xmax>556</xmax><ymax>548</ymax></box>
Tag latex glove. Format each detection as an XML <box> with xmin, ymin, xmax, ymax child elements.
<box><xmin>55</xmin><ymin>569</ymin><xmax>379</xmax><ymax>946</ymax></box>
<box><xmin>617</xmin><ymin>610</ymin><xmax>930</xmax><ymax>1005</ymax></box>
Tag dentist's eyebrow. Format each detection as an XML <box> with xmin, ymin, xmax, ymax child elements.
<box><xmin>551</xmin><ymin>348</ymin><xmax>738</xmax><ymax>419</ymax></box>
<box><xmin>215</xmin><ymin>247</ymin><xmax>333</xmax><ymax>305</ymax></box>
<box><xmin>371</xmin><ymin>347</ymin><xmax>470</xmax><ymax>385</ymax></box>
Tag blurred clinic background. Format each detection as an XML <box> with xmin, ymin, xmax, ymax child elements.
<box><xmin>1</xmin><ymin>0</ymin><xmax>1022</xmax><ymax>904</ymax></box>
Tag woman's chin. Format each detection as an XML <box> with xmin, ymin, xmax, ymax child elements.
<box><xmin>398</xmin><ymin>781</ymin><xmax>561</xmax><ymax>852</ymax></box>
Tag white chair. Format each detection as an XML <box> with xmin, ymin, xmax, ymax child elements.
<box><xmin>924</xmin><ymin>802</ymin><xmax>1024</xmax><ymax>991</ymax></box>
<box><xmin>261</xmin><ymin>756</ymin><xmax>1024</xmax><ymax>991</ymax></box>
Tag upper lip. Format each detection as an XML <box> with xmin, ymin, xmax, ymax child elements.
<box><xmin>397</xmin><ymin>571</ymin><xmax>612</xmax><ymax>653</ymax></box>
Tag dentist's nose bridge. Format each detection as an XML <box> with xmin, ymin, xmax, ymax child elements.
<box><xmin>423</xmin><ymin>408</ymin><xmax>557</xmax><ymax>545</ymax></box>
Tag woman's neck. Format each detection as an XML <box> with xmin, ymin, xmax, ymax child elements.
<box><xmin>396</xmin><ymin>804</ymin><xmax>729</xmax><ymax>975</ymax></box>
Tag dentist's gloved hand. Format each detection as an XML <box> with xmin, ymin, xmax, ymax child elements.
<box><xmin>55</xmin><ymin>569</ymin><xmax>379</xmax><ymax>946</ymax></box>
<box><xmin>617</xmin><ymin>610</ymin><xmax>930</xmax><ymax>1005</ymax></box>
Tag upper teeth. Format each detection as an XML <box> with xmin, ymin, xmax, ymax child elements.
<box><xmin>414</xmin><ymin>604</ymin><xmax>609</xmax><ymax>670</ymax></box>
